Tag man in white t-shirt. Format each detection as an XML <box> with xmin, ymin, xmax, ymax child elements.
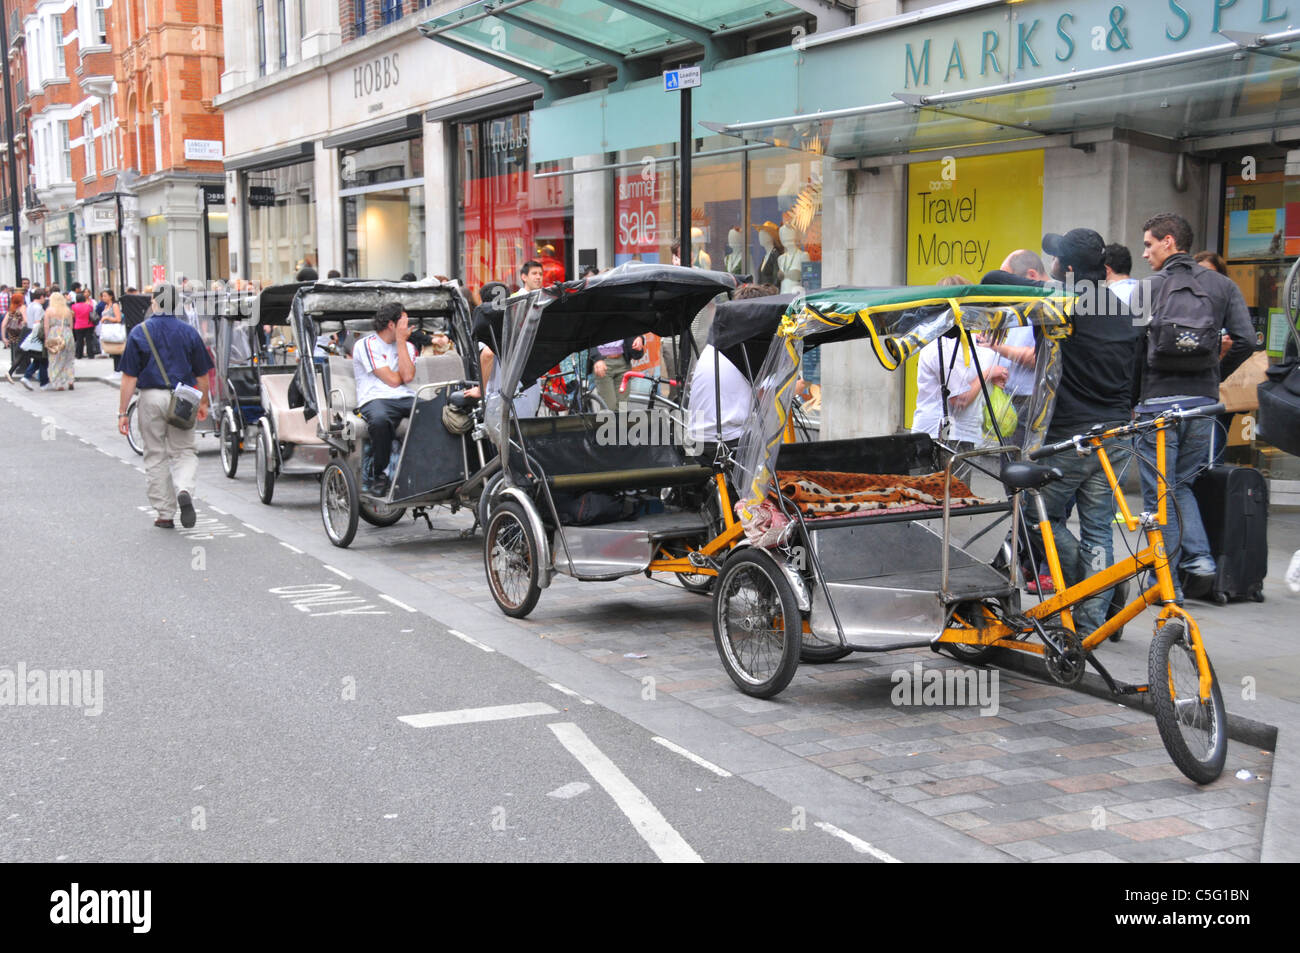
<box><xmin>687</xmin><ymin>344</ymin><xmax>752</xmax><ymax>449</ymax></box>
<box><xmin>911</xmin><ymin>336</ymin><xmax>1007</xmax><ymax>473</ymax></box>
<box><xmin>353</xmin><ymin>301</ymin><xmax>417</xmax><ymax>495</ymax></box>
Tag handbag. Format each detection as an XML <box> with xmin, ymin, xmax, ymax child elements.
<box><xmin>19</xmin><ymin>326</ymin><xmax>43</xmax><ymax>353</ymax></box>
<box><xmin>99</xmin><ymin>322</ymin><xmax>126</xmax><ymax>345</ymax></box>
<box><xmin>44</xmin><ymin>323</ymin><xmax>67</xmax><ymax>355</ymax></box>
<box><xmin>142</xmin><ymin>321</ymin><xmax>202</xmax><ymax>430</ymax></box>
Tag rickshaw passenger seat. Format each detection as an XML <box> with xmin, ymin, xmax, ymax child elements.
<box><xmin>999</xmin><ymin>461</ymin><xmax>1064</xmax><ymax>492</ymax></box>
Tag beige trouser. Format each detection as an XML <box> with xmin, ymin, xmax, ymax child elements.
<box><xmin>138</xmin><ymin>388</ymin><xmax>198</xmax><ymax>519</ymax></box>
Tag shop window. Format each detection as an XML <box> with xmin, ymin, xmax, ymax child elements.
<box><xmin>747</xmin><ymin>149</ymin><xmax>822</xmax><ymax>293</ymax></box>
<box><xmin>456</xmin><ymin>111</ymin><xmax>573</xmax><ymax>295</ymax></box>
<box><xmin>341</xmin><ymin>137</ymin><xmax>424</xmax><ymax>279</ymax></box>
<box><xmin>1221</xmin><ymin>157</ymin><xmax>1300</xmax><ymax>481</ymax></box>
<box><xmin>246</xmin><ymin>161</ymin><xmax>317</xmax><ymax>285</ymax></box>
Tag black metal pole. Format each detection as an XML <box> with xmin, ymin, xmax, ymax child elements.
<box><xmin>679</xmin><ymin>83</ymin><xmax>691</xmax><ymax>269</ymax></box>
<box><xmin>115</xmin><ymin>193</ymin><xmax>125</xmax><ymax>293</ymax></box>
<box><xmin>0</xmin><ymin>0</ymin><xmax>24</xmax><ymax>285</ymax></box>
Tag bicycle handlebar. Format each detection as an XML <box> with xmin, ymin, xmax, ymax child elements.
<box><xmin>1027</xmin><ymin>402</ymin><xmax>1225</xmax><ymax>460</ymax></box>
<box><xmin>619</xmin><ymin>370</ymin><xmax>680</xmax><ymax>394</ymax></box>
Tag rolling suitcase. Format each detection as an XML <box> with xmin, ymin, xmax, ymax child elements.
<box><xmin>1190</xmin><ymin>463</ymin><xmax>1268</xmax><ymax>603</ymax></box>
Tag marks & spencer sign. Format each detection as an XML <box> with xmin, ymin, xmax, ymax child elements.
<box><xmin>898</xmin><ymin>1</ymin><xmax>1295</xmax><ymax>91</ymax></box>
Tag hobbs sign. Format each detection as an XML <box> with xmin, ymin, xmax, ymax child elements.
<box><xmin>354</xmin><ymin>53</ymin><xmax>400</xmax><ymax>97</ymax></box>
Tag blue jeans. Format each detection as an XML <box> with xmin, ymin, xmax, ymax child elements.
<box><xmin>1030</xmin><ymin>428</ymin><xmax>1128</xmax><ymax>634</ymax></box>
<box><xmin>23</xmin><ymin>356</ymin><xmax>48</xmax><ymax>385</ymax></box>
<box><xmin>1137</xmin><ymin>411</ymin><xmax>1216</xmax><ymax>595</ymax></box>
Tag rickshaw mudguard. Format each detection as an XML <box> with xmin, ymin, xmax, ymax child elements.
<box><xmin>496</xmin><ymin>486</ymin><xmax>555</xmax><ymax>588</ymax></box>
<box><xmin>728</xmin><ymin>543</ymin><xmax>812</xmax><ymax>613</ymax></box>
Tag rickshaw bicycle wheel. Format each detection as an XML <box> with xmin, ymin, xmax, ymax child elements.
<box><xmin>484</xmin><ymin>501</ymin><xmax>542</xmax><ymax>618</ymax></box>
<box><xmin>219</xmin><ymin>408</ymin><xmax>240</xmax><ymax>479</ymax></box>
<box><xmin>476</xmin><ymin>472</ymin><xmax>504</xmax><ymax>532</ymax></box>
<box><xmin>320</xmin><ymin>461</ymin><xmax>360</xmax><ymax>548</ymax></box>
<box><xmin>679</xmin><ymin>572</ymin><xmax>714</xmax><ymax>595</ymax></box>
<box><xmin>359</xmin><ymin>500</ymin><xmax>406</xmax><ymax>527</ymax></box>
<box><xmin>801</xmin><ymin>632</ymin><xmax>852</xmax><ymax>663</ymax></box>
<box><xmin>126</xmin><ymin>400</ymin><xmax>144</xmax><ymax>456</ymax></box>
<box><xmin>713</xmin><ymin>550</ymin><xmax>801</xmax><ymax>698</ymax></box>
<box><xmin>1148</xmin><ymin>619</ymin><xmax>1227</xmax><ymax>784</ymax></box>
<box><xmin>940</xmin><ymin>601</ymin><xmax>1000</xmax><ymax>665</ymax></box>
<box><xmin>255</xmin><ymin>420</ymin><xmax>276</xmax><ymax>505</ymax></box>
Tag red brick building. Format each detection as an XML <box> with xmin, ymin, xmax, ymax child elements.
<box><xmin>0</xmin><ymin>0</ymin><xmax>226</xmax><ymax>292</ymax></box>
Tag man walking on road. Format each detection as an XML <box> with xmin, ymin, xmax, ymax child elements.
<box><xmin>116</xmin><ymin>284</ymin><xmax>213</xmax><ymax>529</ymax></box>
<box><xmin>1135</xmin><ymin>213</ymin><xmax>1256</xmax><ymax>598</ymax></box>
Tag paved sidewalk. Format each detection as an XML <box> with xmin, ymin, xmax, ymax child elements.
<box><xmin>22</xmin><ymin>360</ymin><xmax>1294</xmax><ymax>861</ymax></box>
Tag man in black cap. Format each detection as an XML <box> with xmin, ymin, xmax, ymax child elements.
<box><xmin>983</xmin><ymin>228</ymin><xmax>1142</xmax><ymax>636</ymax></box>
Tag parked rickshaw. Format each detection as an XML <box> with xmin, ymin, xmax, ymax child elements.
<box><xmin>478</xmin><ymin>263</ymin><xmax>741</xmax><ymax>618</ymax></box>
<box><xmin>286</xmin><ymin>278</ymin><xmax>497</xmax><ymax>548</ymax></box>
<box><xmin>710</xmin><ymin>284</ymin><xmax>1227</xmax><ymax>783</ymax></box>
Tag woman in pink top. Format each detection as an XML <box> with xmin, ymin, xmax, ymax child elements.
<box><xmin>71</xmin><ymin>291</ymin><xmax>97</xmax><ymax>359</ymax></box>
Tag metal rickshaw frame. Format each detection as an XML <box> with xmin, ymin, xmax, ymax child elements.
<box><xmin>243</xmin><ymin>281</ymin><xmax>335</xmax><ymax>504</ymax></box>
<box><xmin>710</xmin><ymin>283</ymin><xmax>1228</xmax><ymax>783</ymax></box>
<box><xmin>478</xmin><ymin>263</ymin><xmax>745</xmax><ymax>619</ymax></box>
<box><xmin>288</xmin><ymin>278</ymin><xmax>499</xmax><ymax>548</ymax></box>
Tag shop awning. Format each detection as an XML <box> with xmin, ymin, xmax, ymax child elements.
<box><xmin>417</xmin><ymin>0</ymin><xmax>846</xmax><ymax>99</ymax></box>
<box><xmin>703</xmin><ymin>29</ymin><xmax>1300</xmax><ymax>160</ymax></box>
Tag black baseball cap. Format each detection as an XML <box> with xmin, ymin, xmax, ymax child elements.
<box><xmin>152</xmin><ymin>282</ymin><xmax>179</xmax><ymax>312</ymax></box>
<box><xmin>1042</xmin><ymin>228</ymin><xmax>1105</xmax><ymax>270</ymax></box>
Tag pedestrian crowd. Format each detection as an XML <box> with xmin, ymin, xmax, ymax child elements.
<box><xmin>909</xmin><ymin>212</ymin><xmax>1291</xmax><ymax>605</ymax></box>
<box><xmin>4</xmin><ymin>278</ymin><xmax>130</xmax><ymax>392</ymax></box>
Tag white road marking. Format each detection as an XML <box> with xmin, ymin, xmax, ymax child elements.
<box><xmin>379</xmin><ymin>593</ymin><xmax>417</xmax><ymax>613</ymax></box>
<box><xmin>549</xmin><ymin>722</ymin><xmax>702</xmax><ymax>864</ymax></box>
<box><xmin>294</xmin><ymin>604</ymin><xmax>312</xmax><ymax>613</ymax></box>
<box><xmin>241</xmin><ymin>522</ymin><xmax>265</xmax><ymax>534</ymax></box>
<box><xmin>547</xmin><ymin>782</ymin><xmax>591</xmax><ymax>800</ymax></box>
<box><xmin>399</xmin><ymin>702</ymin><xmax>558</xmax><ymax>728</ymax></box>
<box><xmin>813</xmin><ymin>822</ymin><xmax>902</xmax><ymax>863</ymax></box>
<box><xmin>448</xmin><ymin>629</ymin><xmax>494</xmax><ymax>653</ymax></box>
<box><xmin>651</xmin><ymin>737</ymin><xmax>732</xmax><ymax>778</ymax></box>
<box><xmin>279</xmin><ymin>542</ymin><xmax>303</xmax><ymax>554</ymax></box>
<box><xmin>208</xmin><ymin>505</ymin><xmax>228</xmax><ymax>515</ymax></box>
<box><xmin>323</xmin><ymin>565</ymin><xmax>352</xmax><ymax>580</ymax></box>
<box><xmin>545</xmin><ymin>680</ymin><xmax>594</xmax><ymax>705</ymax></box>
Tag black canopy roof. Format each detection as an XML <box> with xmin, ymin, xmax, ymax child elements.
<box><xmin>253</xmin><ymin>279</ymin><xmax>466</xmax><ymax>328</ymax></box>
<box><xmin>476</xmin><ymin>263</ymin><xmax>737</xmax><ymax>382</ymax></box>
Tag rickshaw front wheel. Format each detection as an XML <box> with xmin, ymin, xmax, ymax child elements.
<box><xmin>360</xmin><ymin>501</ymin><xmax>406</xmax><ymax>527</ymax></box>
<box><xmin>713</xmin><ymin>550</ymin><xmax>802</xmax><ymax>698</ymax></box>
<box><xmin>255</xmin><ymin>420</ymin><xmax>277</xmax><ymax>505</ymax></box>
<box><xmin>125</xmin><ymin>401</ymin><xmax>144</xmax><ymax>456</ymax></box>
<box><xmin>1149</xmin><ymin>619</ymin><xmax>1227</xmax><ymax>784</ymax></box>
<box><xmin>321</xmin><ymin>461</ymin><xmax>360</xmax><ymax>548</ymax></box>
<box><xmin>219</xmin><ymin>408</ymin><xmax>240</xmax><ymax>479</ymax></box>
<box><xmin>484</xmin><ymin>501</ymin><xmax>542</xmax><ymax>618</ymax></box>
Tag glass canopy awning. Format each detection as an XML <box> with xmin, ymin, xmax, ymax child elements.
<box><xmin>702</xmin><ymin>30</ymin><xmax>1300</xmax><ymax>160</ymax></box>
<box><xmin>418</xmin><ymin>0</ymin><xmax>827</xmax><ymax>96</ymax></box>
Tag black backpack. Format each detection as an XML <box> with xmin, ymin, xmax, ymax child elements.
<box><xmin>1147</xmin><ymin>261</ymin><xmax>1223</xmax><ymax>372</ymax></box>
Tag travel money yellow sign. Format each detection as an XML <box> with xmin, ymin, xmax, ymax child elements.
<box><xmin>903</xmin><ymin>151</ymin><xmax>1044</xmax><ymax>423</ymax></box>
<box><xmin>906</xmin><ymin>150</ymin><xmax>1044</xmax><ymax>286</ymax></box>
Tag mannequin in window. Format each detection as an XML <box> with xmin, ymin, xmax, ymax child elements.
<box><xmin>724</xmin><ymin>227</ymin><xmax>744</xmax><ymax>275</ymax></box>
<box><xmin>671</xmin><ymin>230</ymin><xmax>712</xmax><ymax>270</ymax></box>
<box><xmin>751</xmin><ymin>221</ymin><xmax>783</xmax><ymax>287</ymax></box>
<box><xmin>778</xmin><ymin>224</ymin><xmax>809</xmax><ymax>295</ymax></box>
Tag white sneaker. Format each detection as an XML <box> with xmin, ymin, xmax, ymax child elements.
<box><xmin>1287</xmin><ymin>549</ymin><xmax>1300</xmax><ymax>594</ymax></box>
<box><xmin>40</xmin><ymin>383</ymin><xmax>52</xmax><ymax>390</ymax></box>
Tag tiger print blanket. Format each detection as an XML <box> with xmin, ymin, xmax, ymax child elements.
<box><xmin>776</xmin><ymin>470</ymin><xmax>988</xmax><ymax>516</ymax></box>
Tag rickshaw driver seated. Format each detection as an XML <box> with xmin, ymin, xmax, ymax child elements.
<box><xmin>353</xmin><ymin>301</ymin><xmax>418</xmax><ymax>496</ymax></box>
